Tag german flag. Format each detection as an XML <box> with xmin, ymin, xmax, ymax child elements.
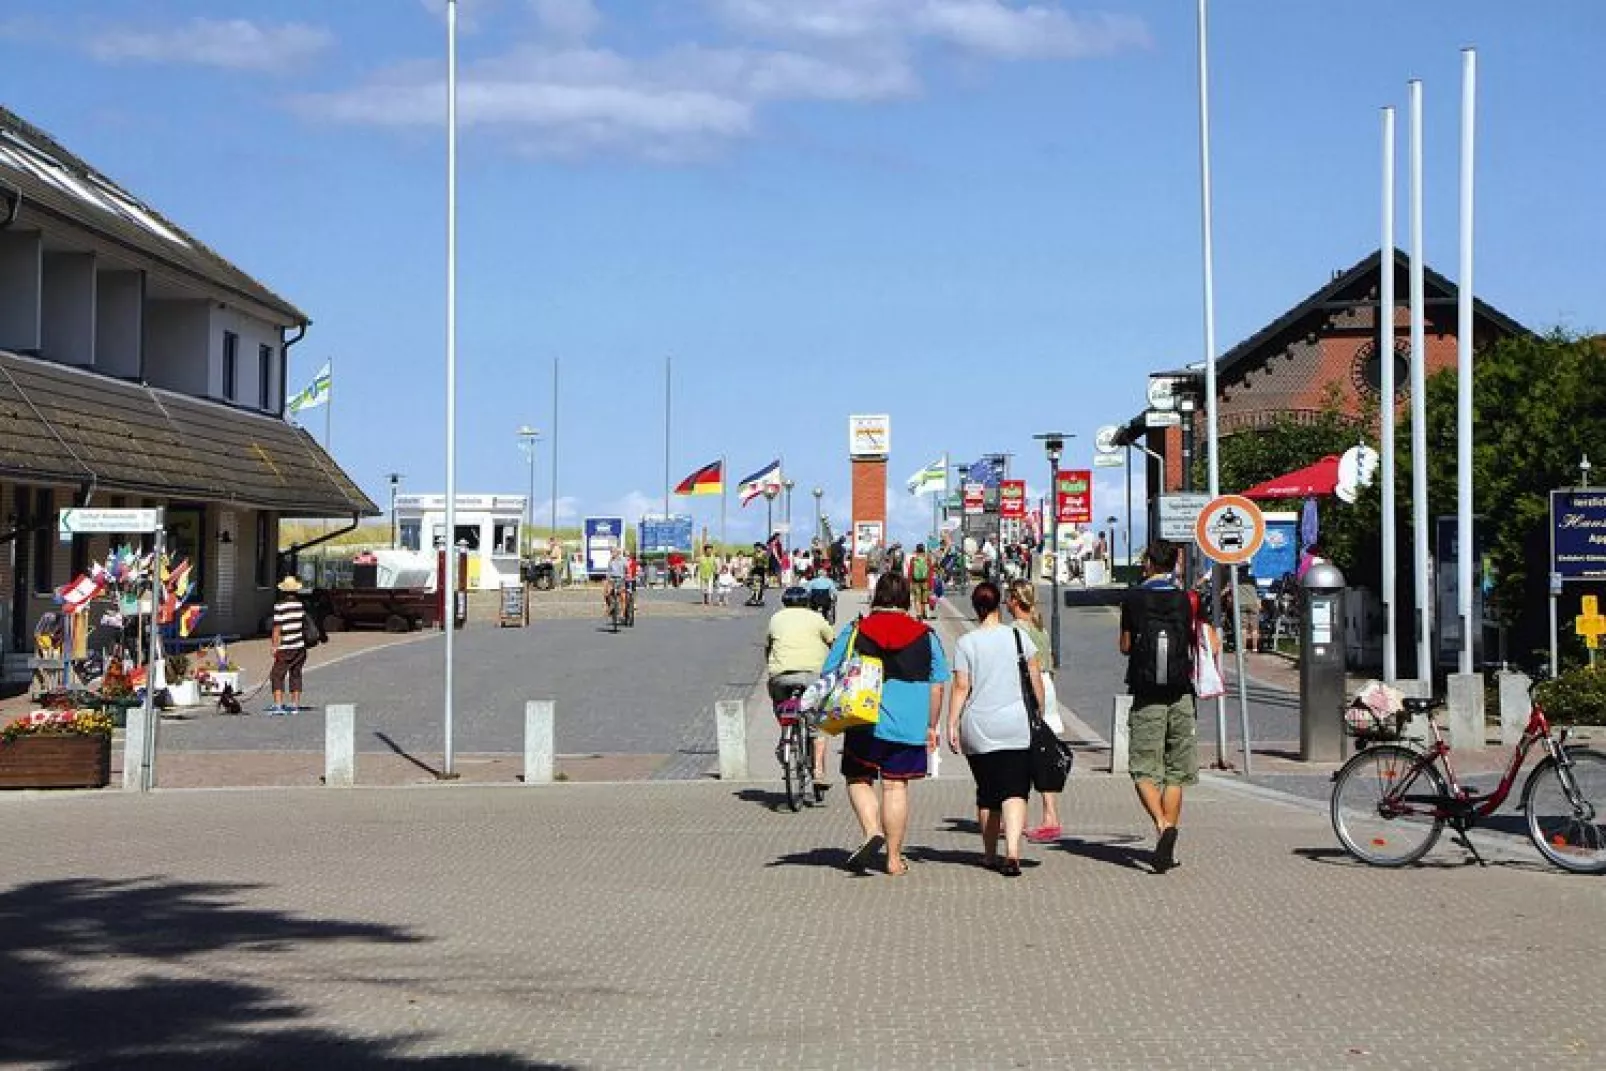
<box><xmin>674</xmin><ymin>459</ymin><xmax>724</xmax><ymax>496</ymax></box>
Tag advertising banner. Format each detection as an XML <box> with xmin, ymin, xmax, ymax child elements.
<box><xmin>583</xmin><ymin>516</ymin><xmax>625</xmax><ymax>576</ymax></box>
<box><xmin>1250</xmin><ymin>513</ymin><xmax>1299</xmax><ymax>585</ymax></box>
<box><xmin>1552</xmin><ymin>489</ymin><xmax>1606</xmax><ymax>581</ymax></box>
<box><xmin>638</xmin><ymin>514</ymin><xmax>693</xmax><ymax>555</ymax></box>
<box><xmin>1055</xmin><ymin>470</ymin><xmax>1092</xmax><ymax>526</ymax></box>
<box><xmin>999</xmin><ymin>479</ymin><xmax>1026</xmax><ymax>519</ymax></box>
<box><xmin>853</xmin><ymin>520</ymin><xmax>884</xmax><ymax>556</ymax></box>
<box><xmin>962</xmin><ymin>482</ymin><xmax>986</xmax><ymax>516</ymax></box>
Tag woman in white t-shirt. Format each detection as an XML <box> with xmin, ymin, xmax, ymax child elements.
<box><xmin>945</xmin><ymin>581</ymin><xmax>1046</xmax><ymax>877</ymax></box>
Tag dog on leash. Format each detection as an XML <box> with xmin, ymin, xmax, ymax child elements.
<box><xmin>216</xmin><ymin>683</ymin><xmax>243</xmax><ymax>715</ymax></box>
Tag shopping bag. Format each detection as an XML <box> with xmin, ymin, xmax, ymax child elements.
<box><xmin>816</xmin><ymin>627</ymin><xmax>884</xmax><ymax>736</ymax></box>
<box><xmin>1193</xmin><ymin>622</ymin><xmax>1225</xmax><ymax>700</ymax></box>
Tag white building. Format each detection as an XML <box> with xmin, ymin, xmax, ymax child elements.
<box><xmin>0</xmin><ymin>105</ymin><xmax>375</xmax><ymax>679</ymax></box>
<box><xmin>393</xmin><ymin>494</ymin><xmax>526</xmax><ymax>592</ymax></box>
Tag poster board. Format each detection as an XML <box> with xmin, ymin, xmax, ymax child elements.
<box><xmin>498</xmin><ymin>583</ymin><xmax>528</xmax><ymax>628</ymax></box>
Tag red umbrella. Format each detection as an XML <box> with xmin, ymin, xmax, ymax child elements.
<box><xmin>1241</xmin><ymin>455</ymin><xmax>1342</xmax><ymax>500</ymax></box>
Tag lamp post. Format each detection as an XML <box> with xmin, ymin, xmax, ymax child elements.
<box><xmin>1582</xmin><ymin>454</ymin><xmax>1594</xmax><ymax>489</ymax></box>
<box><xmin>764</xmin><ymin>486</ymin><xmax>778</xmax><ymax>539</ymax></box>
<box><xmin>812</xmin><ymin>486</ymin><xmax>824</xmax><ymax>545</ymax></box>
<box><xmin>1034</xmin><ymin>433</ymin><xmax>1070</xmax><ymax>670</ymax></box>
<box><xmin>1105</xmin><ymin>515</ymin><xmax>1119</xmax><ymax>576</ymax></box>
<box><xmin>387</xmin><ymin>472</ymin><xmax>404</xmax><ymax>549</ymax></box>
<box><xmin>782</xmin><ymin>478</ymin><xmax>795</xmax><ymax>538</ymax></box>
<box><xmin>517</xmin><ymin>425</ymin><xmax>540</xmax><ymax>558</ymax></box>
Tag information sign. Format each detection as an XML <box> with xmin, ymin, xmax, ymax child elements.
<box><xmin>58</xmin><ymin>507</ymin><xmax>160</xmax><ymax>539</ymax></box>
<box><xmin>1157</xmin><ymin>493</ymin><xmax>1210</xmax><ymax>542</ymax></box>
<box><xmin>1194</xmin><ymin>495</ymin><xmax>1265</xmax><ymax>565</ymax></box>
<box><xmin>1055</xmin><ymin>470</ymin><xmax>1092</xmax><ymax>526</ymax></box>
<box><xmin>583</xmin><ymin>517</ymin><xmax>625</xmax><ymax>576</ymax></box>
<box><xmin>962</xmin><ymin>483</ymin><xmax>986</xmax><ymax>516</ymax></box>
<box><xmin>1551</xmin><ymin>489</ymin><xmax>1606</xmax><ymax>581</ymax></box>
<box><xmin>638</xmin><ymin>514</ymin><xmax>693</xmax><ymax>555</ymax></box>
<box><xmin>498</xmin><ymin>583</ymin><xmax>528</xmax><ymax>628</ymax></box>
<box><xmin>999</xmin><ymin>480</ymin><xmax>1026</xmax><ymax>519</ymax></box>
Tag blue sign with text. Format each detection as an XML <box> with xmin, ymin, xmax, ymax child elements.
<box><xmin>638</xmin><ymin>514</ymin><xmax>694</xmax><ymax>555</ymax></box>
<box><xmin>1552</xmin><ymin>490</ymin><xmax>1606</xmax><ymax>581</ymax></box>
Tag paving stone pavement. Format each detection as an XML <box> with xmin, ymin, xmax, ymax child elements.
<box><xmin>2</xmin><ymin>772</ymin><xmax>1600</xmax><ymax>1069</ymax></box>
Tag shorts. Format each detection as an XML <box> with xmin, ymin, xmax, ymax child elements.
<box><xmin>767</xmin><ymin>671</ymin><xmax>815</xmax><ymax>704</ymax></box>
<box><xmin>841</xmin><ymin>728</ymin><xmax>927</xmax><ymax>782</ymax></box>
<box><xmin>270</xmin><ymin>648</ymin><xmax>306</xmax><ymax>693</ymax></box>
<box><xmin>1128</xmin><ymin>692</ymin><xmax>1198</xmax><ymax>787</ymax></box>
<box><xmin>965</xmin><ymin>748</ymin><xmax>1032</xmax><ymax>809</ymax></box>
<box><xmin>700</xmin><ymin>576</ymin><xmax>716</xmax><ymax>595</ymax></box>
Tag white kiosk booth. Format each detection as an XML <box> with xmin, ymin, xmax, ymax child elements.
<box><xmin>394</xmin><ymin>494</ymin><xmax>526</xmax><ymax>592</ymax></box>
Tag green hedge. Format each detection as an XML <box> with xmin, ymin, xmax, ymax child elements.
<box><xmin>1535</xmin><ymin>666</ymin><xmax>1606</xmax><ymax>726</ymax></box>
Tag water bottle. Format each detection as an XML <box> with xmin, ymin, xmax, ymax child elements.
<box><xmin>1155</xmin><ymin>630</ymin><xmax>1170</xmax><ymax>688</ymax></box>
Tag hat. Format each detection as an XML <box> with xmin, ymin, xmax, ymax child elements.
<box><xmin>277</xmin><ymin>576</ymin><xmax>304</xmax><ymax>593</ymax></box>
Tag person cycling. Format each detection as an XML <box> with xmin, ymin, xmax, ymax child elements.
<box><xmin>747</xmin><ymin>542</ymin><xmax>770</xmax><ymax>606</ymax></box>
<box><xmin>604</xmin><ymin>546</ymin><xmax>628</xmax><ymax>618</ymax></box>
<box><xmin>767</xmin><ymin>586</ymin><xmax>837</xmax><ymax>789</ymax></box>
<box><xmin>624</xmin><ymin>552</ymin><xmax>642</xmax><ymax>620</ymax></box>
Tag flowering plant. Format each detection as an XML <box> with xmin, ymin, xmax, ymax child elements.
<box><xmin>2</xmin><ymin>708</ymin><xmax>115</xmax><ymax>743</ymax></box>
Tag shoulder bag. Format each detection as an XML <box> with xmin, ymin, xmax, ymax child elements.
<box><xmin>1014</xmin><ymin>628</ymin><xmax>1072</xmax><ymax>792</ymax></box>
<box><xmin>816</xmin><ymin>624</ymin><xmax>884</xmax><ymax>736</ymax></box>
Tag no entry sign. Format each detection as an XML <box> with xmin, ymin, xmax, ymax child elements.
<box><xmin>1194</xmin><ymin>495</ymin><xmax>1265</xmax><ymax>565</ymax></box>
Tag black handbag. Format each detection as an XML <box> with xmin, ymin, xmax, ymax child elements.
<box><xmin>1014</xmin><ymin>628</ymin><xmax>1072</xmax><ymax>792</ymax></box>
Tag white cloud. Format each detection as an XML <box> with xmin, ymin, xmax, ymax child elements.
<box><xmin>86</xmin><ymin>18</ymin><xmax>333</xmax><ymax>72</ymax></box>
<box><xmin>302</xmin><ymin>0</ymin><xmax>1147</xmax><ymax>161</ymax></box>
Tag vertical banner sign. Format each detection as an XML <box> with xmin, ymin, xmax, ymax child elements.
<box><xmin>962</xmin><ymin>482</ymin><xmax>986</xmax><ymax>516</ymax></box>
<box><xmin>1055</xmin><ymin>470</ymin><xmax>1092</xmax><ymax>526</ymax></box>
<box><xmin>999</xmin><ymin>480</ymin><xmax>1026</xmax><ymax>519</ymax></box>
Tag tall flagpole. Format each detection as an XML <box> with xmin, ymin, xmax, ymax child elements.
<box><xmin>1409</xmin><ymin>78</ymin><xmax>1431</xmax><ymax>688</ymax></box>
<box><xmin>550</xmin><ymin>357</ymin><xmax>559</xmax><ymax>536</ymax></box>
<box><xmin>1380</xmin><ymin>106</ymin><xmax>1399</xmax><ymax>684</ymax></box>
<box><xmin>443</xmin><ymin>0</ymin><xmax>459</xmax><ymax>777</ymax></box>
<box><xmin>663</xmin><ymin>356</ymin><xmax>672</xmax><ymax>523</ymax></box>
<box><xmin>1456</xmin><ymin>49</ymin><xmax>1477</xmax><ymax>677</ymax></box>
<box><xmin>720</xmin><ymin>455</ymin><xmax>727</xmax><ymax>548</ymax></box>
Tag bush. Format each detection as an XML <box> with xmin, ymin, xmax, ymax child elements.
<box><xmin>1535</xmin><ymin>666</ymin><xmax>1606</xmax><ymax>726</ymax></box>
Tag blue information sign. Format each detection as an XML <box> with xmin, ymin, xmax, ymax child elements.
<box><xmin>638</xmin><ymin>514</ymin><xmax>694</xmax><ymax>555</ymax></box>
<box><xmin>583</xmin><ymin>516</ymin><xmax>625</xmax><ymax>577</ymax></box>
<box><xmin>1552</xmin><ymin>490</ymin><xmax>1606</xmax><ymax>581</ymax></box>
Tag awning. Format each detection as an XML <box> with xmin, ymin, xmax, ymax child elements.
<box><xmin>0</xmin><ymin>349</ymin><xmax>376</xmax><ymax>517</ymax></box>
<box><xmin>1241</xmin><ymin>455</ymin><xmax>1341</xmax><ymax>500</ymax></box>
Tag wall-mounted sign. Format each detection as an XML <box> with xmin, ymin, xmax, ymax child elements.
<box><xmin>1145</xmin><ymin>410</ymin><xmax>1182</xmax><ymax>429</ymax></box>
<box><xmin>853</xmin><ymin>520</ymin><xmax>884</xmax><ymax>556</ymax></box>
<box><xmin>1094</xmin><ymin>424</ymin><xmax>1123</xmax><ymax>454</ymax></box>
<box><xmin>1551</xmin><ymin>489</ymin><xmax>1606</xmax><ymax>582</ymax></box>
<box><xmin>999</xmin><ymin>480</ymin><xmax>1026</xmax><ymax>519</ymax></box>
<box><xmin>1055</xmin><ymin>470</ymin><xmax>1092</xmax><ymax>526</ymax></box>
<box><xmin>848</xmin><ymin>414</ymin><xmax>891</xmax><ymax>458</ymax></box>
<box><xmin>962</xmin><ymin>483</ymin><xmax>986</xmax><ymax>516</ymax></box>
<box><xmin>58</xmin><ymin>508</ymin><xmax>160</xmax><ymax>538</ymax></box>
<box><xmin>1158</xmin><ymin>493</ymin><xmax>1210</xmax><ymax>542</ymax></box>
<box><xmin>1147</xmin><ymin>374</ymin><xmax>1190</xmax><ymax>411</ymax></box>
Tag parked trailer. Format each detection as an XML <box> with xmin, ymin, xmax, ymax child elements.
<box><xmin>311</xmin><ymin>587</ymin><xmax>440</xmax><ymax>634</ymax></box>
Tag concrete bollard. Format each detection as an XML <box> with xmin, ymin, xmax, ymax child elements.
<box><xmin>122</xmin><ymin>705</ymin><xmax>153</xmax><ymax>792</ymax></box>
<box><xmin>715</xmin><ymin>699</ymin><xmax>748</xmax><ymax>781</ymax></box>
<box><xmin>325</xmin><ymin>703</ymin><xmax>355</xmax><ymax>787</ymax></box>
<box><xmin>1446</xmin><ymin>674</ymin><xmax>1485</xmax><ymax>751</ymax></box>
<box><xmin>1498</xmin><ymin>671</ymin><xmax>1533</xmax><ymax>747</ymax></box>
<box><xmin>1110</xmin><ymin>695</ymin><xmax>1132</xmax><ymax>775</ymax></box>
<box><xmin>524</xmin><ymin>700</ymin><xmax>555</xmax><ymax>783</ymax></box>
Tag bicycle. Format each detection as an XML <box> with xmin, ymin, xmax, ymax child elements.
<box><xmin>622</xmin><ymin>581</ymin><xmax>636</xmax><ymax>628</ymax></box>
<box><xmin>604</xmin><ymin>579</ymin><xmax>624</xmax><ymax>632</ymax></box>
<box><xmin>1330</xmin><ymin>690</ymin><xmax>1606</xmax><ymax>873</ymax></box>
<box><xmin>772</xmin><ymin>683</ymin><xmax>822</xmax><ymax>812</ymax></box>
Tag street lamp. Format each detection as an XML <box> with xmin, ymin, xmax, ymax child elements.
<box><xmin>517</xmin><ymin>425</ymin><xmax>540</xmax><ymax>558</ymax></box>
<box><xmin>1582</xmin><ymin>453</ymin><xmax>1593</xmax><ymax>488</ymax></box>
<box><xmin>1034</xmin><ymin>432</ymin><xmax>1071</xmax><ymax>670</ymax></box>
<box><xmin>1105</xmin><ymin>514</ymin><xmax>1119</xmax><ymax>574</ymax></box>
<box><xmin>782</xmin><ymin>478</ymin><xmax>795</xmax><ymax>537</ymax></box>
<box><xmin>812</xmin><ymin>486</ymin><xmax>824</xmax><ymax>546</ymax></box>
<box><xmin>764</xmin><ymin>485</ymin><xmax>779</xmax><ymax>539</ymax></box>
<box><xmin>387</xmin><ymin>472</ymin><xmax>404</xmax><ymax>549</ymax></box>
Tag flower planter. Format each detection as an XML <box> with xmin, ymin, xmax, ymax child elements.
<box><xmin>0</xmin><ymin>735</ymin><xmax>112</xmax><ymax>789</ymax></box>
<box><xmin>167</xmin><ymin>680</ymin><xmax>201</xmax><ymax>708</ymax></box>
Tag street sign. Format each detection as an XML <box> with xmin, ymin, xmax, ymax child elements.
<box><xmin>1093</xmin><ymin>425</ymin><xmax>1123</xmax><ymax>454</ymax></box>
<box><xmin>1578</xmin><ymin>595</ymin><xmax>1606</xmax><ymax>650</ymax></box>
<box><xmin>1157</xmin><ymin>493</ymin><xmax>1210</xmax><ymax>542</ymax></box>
<box><xmin>1145</xmin><ymin>410</ymin><xmax>1181</xmax><ymax>429</ymax></box>
<box><xmin>1093</xmin><ymin>453</ymin><xmax>1125</xmax><ymax>468</ymax></box>
<box><xmin>1195</xmin><ymin>494</ymin><xmax>1265</xmax><ymax>565</ymax></box>
<box><xmin>58</xmin><ymin>507</ymin><xmax>160</xmax><ymax>539</ymax></box>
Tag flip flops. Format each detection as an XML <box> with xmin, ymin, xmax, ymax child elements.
<box><xmin>845</xmin><ymin>834</ymin><xmax>885</xmax><ymax>873</ymax></box>
<box><xmin>1025</xmin><ymin>825</ymin><xmax>1062</xmax><ymax>843</ymax></box>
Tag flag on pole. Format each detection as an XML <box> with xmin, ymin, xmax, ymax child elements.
<box><xmin>288</xmin><ymin>361</ymin><xmax>332</xmax><ymax>415</ymax></box>
<box><xmin>737</xmin><ymin>459</ymin><xmax>782</xmax><ymax>506</ymax></box>
<box><xmin>674</xmin><ymin>459</ymin><xmax>724</xmax><ymax>496</ymax></box>
<box><xmin>906</xmin><ymin>457</ymin><xmax>947</xmax><ymax>496</ymax></box>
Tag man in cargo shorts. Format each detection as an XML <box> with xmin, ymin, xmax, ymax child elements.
<box><xmin>268</xmin><ymin>576</ymin><xmax>309</xmax><ymax>715</ymax></box>
<box><xmin>1118</xmin><ymin>541</ymin><xmax>1198</xmax><ymax>873</ymax></box>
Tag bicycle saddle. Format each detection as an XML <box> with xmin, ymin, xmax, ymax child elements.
<box><xmin>1401</xmin><ymin>697</ymin><xmax>1443</xmax><ymax>714</ymax></box>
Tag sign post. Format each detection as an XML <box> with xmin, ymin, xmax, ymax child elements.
<box><xmin>1194</xmin><ymin>494</ymin><xmax>1265</xmax><ymax>775</ymax></box>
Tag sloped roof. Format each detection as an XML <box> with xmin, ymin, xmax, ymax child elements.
<box><xmin>0</xmin><ymin>104</ymin><xmax>306</xmax><ymax>324</ymax></box>
<box><xmin>0</xmin><ymin>350</ymin><xmax>375</xmax><ymax>516</ymax></box>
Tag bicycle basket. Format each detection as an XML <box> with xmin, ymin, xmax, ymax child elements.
<box><xmin>773</xmin><ymin>697</ymin><xmax>802</xmax><ymax>726</ymax></box>
<box><xmin>1343</xmin><ymin>680</ymin><xmax>1408</xmax><ymax>741</ymax></box>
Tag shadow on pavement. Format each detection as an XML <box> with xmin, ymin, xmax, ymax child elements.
<box><xmin>732</xmin><ymin>787</ymin><xmax>810</xmax><ymax>812</ymax></box>
<box><xmin>374</xmin><ymin>730</ymin><xmax>443</xmax><ymax>778</ymax></box>
<box><xmin>0</xmin><ymin>876</ymin><xmax>571</xmax><ymax>1069</ymax></box>
<box><xmin>766</xmin><ymin>846</ymin><xmax>859</xmax><ymax>872</ymax></box>
<box><xmin>1049</xmin><ymin>833</ymin><xmax>1152</xmax><ymax>872</ymax></box>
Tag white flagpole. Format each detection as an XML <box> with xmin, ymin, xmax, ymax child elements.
<box><xmin>1381</xmin><ymin>106</ymin><xmax>1398</xmax><ymax>684</ymax></box>
<box><xmin>443</xmin><ymin>0</ymin><xmax>459</xmax><ymax>776</ymax></box>
<box><xmin>1456</xmin><ymin>49</ymin><xmax>1477</xmax><ymax>677</ymax></box>
<box><xmin>1409</xmin><ymin>78</ymin><xmax>1432</xmax><ymax>687</ymax></box>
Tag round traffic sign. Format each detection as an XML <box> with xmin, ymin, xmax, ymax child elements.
<box><xmin>1194</xmin><ymin>494</ymin><xmax>1265</xmax><ymax>565</ymax></box>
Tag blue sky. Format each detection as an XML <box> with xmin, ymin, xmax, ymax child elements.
<box><xmin>4</xmin><ymin>1</ymin><xmax>1603</xmax><ymax>546</ymax></box>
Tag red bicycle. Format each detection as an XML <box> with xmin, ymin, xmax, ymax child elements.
<box><xmin>1330</xmin><ymin>692</ymin><xmax>1606</xmax><ymax>873</ymax></box>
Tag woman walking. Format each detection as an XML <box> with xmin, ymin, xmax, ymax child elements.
<box><xmin>947</xmin><ymin>581</ymin><xmax>1045</xmax><ymax>876</ymax></box>
<box><xmin>1007</xmin><ymin>579</ymin><xmax>1065</xmax><ymax>843</ymax></box>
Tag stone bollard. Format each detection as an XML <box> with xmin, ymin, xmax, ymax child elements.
<box><xmin>122</xmin><ymin>705</ymin><xmax>153</xmax><ymax>792</ymax></box>
<box><xmin>325</xmin><ymin>703</ymin><xmax>355</xmax><ymax>787</ymax></box>
<box><xmin>1110</xmin><ymin>695</ymin><xmax>1132</xmax><ymax>775</ymax></box>
<box><xmin>524</xmin><ymin>700</ymin><xmax>555</xmax><ymax>783</ymax></box>
<box><xmin>715</xmin><ymin>699</ymin><xmax>748</xmax><ymax>781</ymax></box>
<box><xmin>1446</xmin><ymin>674</ymin><xmax>1485</xmax><ymax>750</ymax></box>
<box><xmin>1498</xmin><ymin>671</ymin><xmax>1533</xmax><ymax>747</ymax></box>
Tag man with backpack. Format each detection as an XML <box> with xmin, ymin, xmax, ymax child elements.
<box><xmin>1118</xmin><ymin>541</ymin><xmax>1198</xmax><ymax>873</ymax></box>
<box><xmin>907</xmin><ymin>543</ymin><xmax>934</xmax><ymax>620</ymax></box>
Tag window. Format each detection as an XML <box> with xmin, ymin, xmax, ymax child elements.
<box><xmin>259</xmin><ymin>345</ymin><xmax>273</xmax><ymax>410</ymax></box>
<box><xmin>222</xmin><ymin>331</ymin><xmax>238</xmax><ymax>401</ymax></box>
<box><xmin>399</xmin><ymin>520</ymin><xmax>421</xmax><ymax>552</ymax></box>
<box><xmin>452</xmin><ymin>525</ymin><xmax>481</xmax><ymax>551</ymax></box>
<box><xmin>31</xmin><ymin>487</ymin><xmax>53</xmax><ymax>594</ymax></box>
<box><xmin>492</xmin><ymin>521</ymin><xmax>520</xmax><ymax>556</ymax></box>
<box><xmin>255</xmin><ymin>511</ymin><xmax>273</xmax><ymax>588</ymax></box>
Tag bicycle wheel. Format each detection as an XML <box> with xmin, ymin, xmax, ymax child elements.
<box><xmin>1331</xmin><ymin>744</ymin><xmax>1446</xmax><ymax>867</ymax></box>
<box><xmin>793</xmin><ymin>720</ymin><xmax>816</xmax><ymax>806</ymax></box>
<box><xmin>625</xmin><ymin>592</ymin><xmax>636</xmax><ymax>627</ymax></box>
<box><xmin>608</xmin><ymin>594</ymin><xmax>619</xmax><ymax>632</ymax></box>
<box><xmin>780</xmin><ymin>724</ymin><xmax>804</xmax><ymax>812</ymax></box>
<box><xmin>1523</xmin><ymin>747</ymin><xmax>1606</xmax><ymax>874</ymax></box>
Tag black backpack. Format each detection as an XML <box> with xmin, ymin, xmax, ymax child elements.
<box><xmin>1127</xmin><ymin>587</ymin><xmax>1193</xmax><ymax>695</ymax></box>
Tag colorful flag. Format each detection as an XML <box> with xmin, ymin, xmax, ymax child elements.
<box><xmin>674</xmin><ymin>459</ymin><xmax>724</xmax><ymax>496</ymax></box>
<box><xmin>906</xmin><ymin>457</ymin><xmax>947</xmax><ymax>496</ymax></box>
<box><xmin>180</xmin><ymin>604</ymin><xmax>206</xmax><ymax>638</ymax></box>
<box><xmin>737</xmin><ymin>459</ymin><xmax>782</xmax><ymax>506</ymax></box>
<box><xmin>288</xmin><ymin>361</ymin><xmax>331</xmax><ymax>414</ymax></box>
<box><xmin>965</xmin><ymin>456</ymin><xmax>1002</xmax><ymax>487</ymax></box>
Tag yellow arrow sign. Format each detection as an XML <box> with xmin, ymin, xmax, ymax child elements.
<box><xmin>1576</xmin><ymin>595</ymin><xmax>1606</xmax><ymax>649</ymax></box>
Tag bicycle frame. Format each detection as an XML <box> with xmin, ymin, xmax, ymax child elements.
<box><xmin>1396</xmin><ymin>701</ymin><xmax>1570</xmax><ymax>820</ymax></box>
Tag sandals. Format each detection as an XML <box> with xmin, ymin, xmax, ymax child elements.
<box><xmin>844</xmin><ymin>834</ymin><xmax>885</xmax><ymax>873</ymax></box>
<box><xmin>999</xmin><ymin>858</ymin><xmax>1022</xmax><ymax>878</ymax></box>
<box><xmin>1025</xmin><ymin>825</ymin><xmax>1062</xmax><ymax>843</ymax></box>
